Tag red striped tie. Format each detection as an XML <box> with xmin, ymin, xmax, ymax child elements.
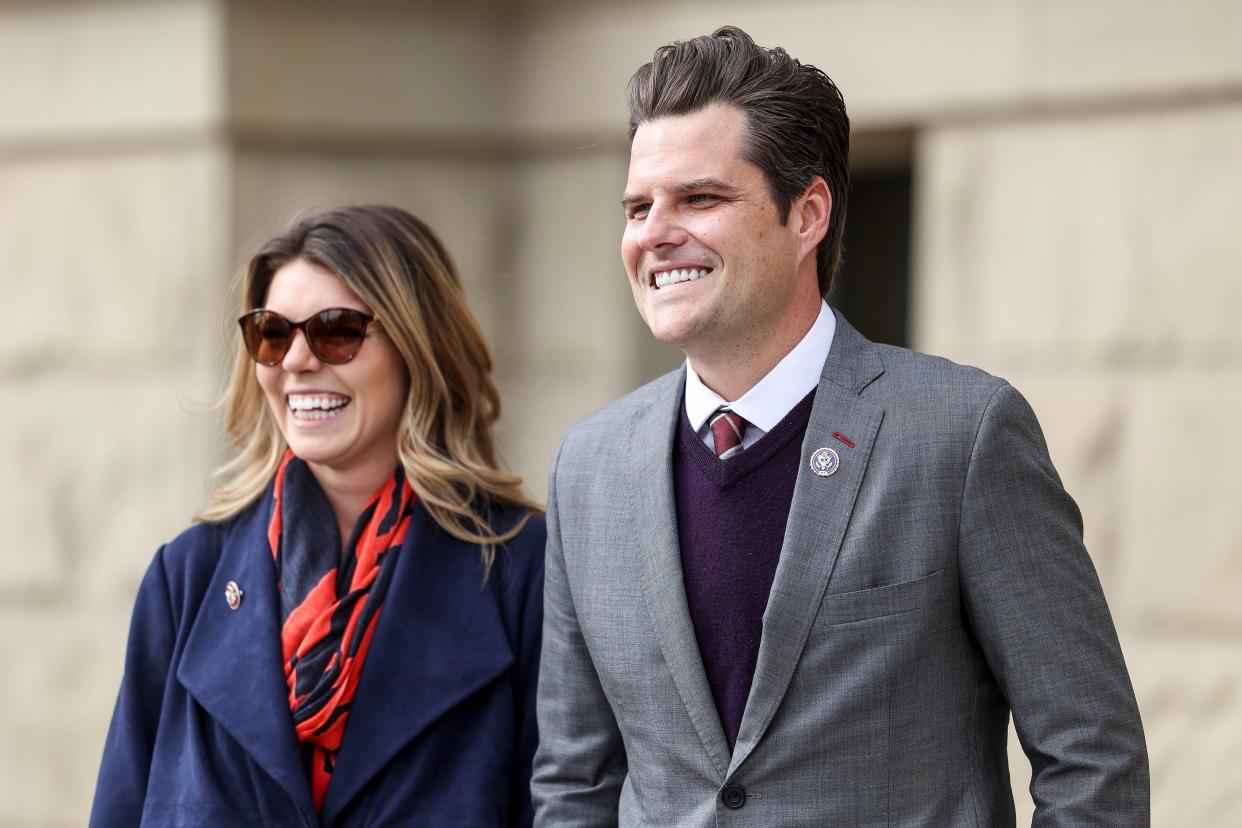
<box><xmin>709</xmin><ymin>408</ymin><xmax>748</xmax><ymax>459</ymax></box>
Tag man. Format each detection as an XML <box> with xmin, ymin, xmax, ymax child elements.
<box><xmin>533</xmin><ymin>26</ymin><xmax>1148</xmax><ymax>827</ymax></box>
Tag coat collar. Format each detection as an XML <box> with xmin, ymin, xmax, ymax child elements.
<box><xmin>176</xmin><ymin>490</ymin><xmax>316</xmax><ymax>817</ymax></box>
<box><xmin>177</xmin><ymin>491</ymin><xmax>514</xmax><ymax>824</ymax></box>
<box><xmin>728</xmin><ymin>310</ymin><xmax>886</xmax><ymax>775</ymax></box>
<box><xmin>628</xmin><ymin>367</ymin><xmax>735</xmax><ymax>777</ymax></box>
<box><xmin>627</xmin><ymin>310</ymin><xmax>887</xmax><ymax>780</ymax></box>
<box><xmin>319</xmin><ymin>506</ymin><xmax>513</xmax><ymax>823</ymax></box>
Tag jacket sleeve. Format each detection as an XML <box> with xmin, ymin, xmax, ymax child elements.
<box><xmin>89</xmin><ymin>547</ymin><xmax>176</xmax><ymax>828</ymax></box>
<box><xmin>958</xmin><ymin>382</ymin><xmax>1150</xmax><ymax>825</ymax></box>
<box><xmin>531</xmin><ymin>440</ymin><xmax>627</xmax><ymax>827</ymax></box>
<box><xmin>509</xmin><ymin>516</ymin><xmax>546</xmax><ymax>828</ymax></box>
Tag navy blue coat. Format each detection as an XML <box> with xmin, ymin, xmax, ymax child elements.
<box><xmin>90</xmin><ymin>489</ymin><xmax>545</xmax><ymax>827</ymax></box>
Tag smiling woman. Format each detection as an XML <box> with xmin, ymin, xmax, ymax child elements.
<box><xmin>90</xmin><ymin>205</ymin><xmax>546</xmax><ymax>828</ymax></box>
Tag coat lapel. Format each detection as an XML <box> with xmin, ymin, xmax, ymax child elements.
<box><xmin>318</xmin><ymin>504</ymin><xmax>515</xmax><ymax>824</ymax></box>
<box><xmin>629</xmin><ymin>370</ymin><xmax>733</xmax><ymax>779</ymax></box>
<box><xmin>176</xmin><ymin>492</ymin><xmax>316</xmax><ymax>817</ymax></box>
<box><xmin>729</xmin><ymin>312</ymin><xmax>887</xmax><ymax>776</ymax></box>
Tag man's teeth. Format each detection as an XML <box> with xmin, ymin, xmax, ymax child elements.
<box><xmin>288</xmin><ymin>396</ymin><xmax>349</xmax><ymax>419</ymax></box>
<box><xmin>654</xmin><ymin>267</ymin><xmax>711</xmax><ymax>288</ymax></box>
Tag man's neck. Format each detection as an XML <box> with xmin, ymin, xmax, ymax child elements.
<box><xmin>687</xmin><ymin>299</ymin><xmax>822</xmax><ymax>402</ymax></box>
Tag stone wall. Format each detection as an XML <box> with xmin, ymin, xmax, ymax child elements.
<box><xmin>917</xmin><ymin>105</ymin><xmax>1242</xmax><ymax>825</ymax></box>
<box><xmin>3</xmin><ymin>0</ymin><xmax>1239</xmax><ymax>824</ymax></box>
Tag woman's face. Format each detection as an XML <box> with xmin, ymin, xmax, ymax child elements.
<box><xmin>256</xmin><ymin>258</ymin><xmax>408</xmax><ymax>485</ymax></box>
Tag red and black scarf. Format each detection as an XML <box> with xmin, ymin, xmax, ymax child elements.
<box><xmin>268</xmin><ymin>450</ymin><xmax>415</xmax><ymax>811</ymax></box>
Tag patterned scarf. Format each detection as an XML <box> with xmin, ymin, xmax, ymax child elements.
<box><xmin>268</xmin><ymin>450</ymin><xmax>415</xmax><ymax>811</ymax></box>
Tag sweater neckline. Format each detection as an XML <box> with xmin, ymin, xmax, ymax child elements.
<box><xmin>677</xmin><ymin>389</ymin><xmax>817</xmax><ymax>490</ymax></box>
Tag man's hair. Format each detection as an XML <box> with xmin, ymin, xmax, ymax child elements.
<box><xmin>627</xmin><ymin>26</ymin><xmax>851</xmax><ymax>297</ymax></box>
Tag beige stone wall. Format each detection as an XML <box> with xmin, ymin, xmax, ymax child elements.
<box><xmin>3</xmin><ymin>0</ymin><xmax>1239</xmax><ymax>824</ymax></box>
<box><xmin>917</xmin><ymin>105</ymin><xmax>1242</xmax><ymax>825</ymax></box>
<box><xmin>1</xmin><ymin>2</ymin><xmax>229</xmax><ymax>823</ymax></box>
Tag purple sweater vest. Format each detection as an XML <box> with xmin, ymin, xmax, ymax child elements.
<box><xmin>673</xmin><ymin>390</ymin><xmax>816</xmax><ymax>750</ymax></box>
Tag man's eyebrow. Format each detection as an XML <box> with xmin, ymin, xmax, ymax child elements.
<box><xmin>675</xmin><ymin>177</ymin><xmax>739</xmax><ymax>195</ymax></box>
<box><xmin>620</xmin><ymin>178</ymin><xmax>740</xmax><ymax>207</ymax></box>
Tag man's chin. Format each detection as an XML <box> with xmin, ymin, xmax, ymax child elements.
<box><xmin>639</xmin><ymin>303</ymin><xmax>706</xmax><ymax>345</ymax></box>
<box><xmin>643</xmin><ymin>318</ymin><xmax>698</xmax><ymax>350</ymax></box>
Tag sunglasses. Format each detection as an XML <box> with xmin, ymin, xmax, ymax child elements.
<box><xmin>238</xmin><ymin>308</ymin><xmax>378</xmax><ymax>366</ymax></box>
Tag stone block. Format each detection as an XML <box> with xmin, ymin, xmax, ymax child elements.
<box><xmin>507</xmin><ymin>153</ymin><xmax>637</xmax><ymax>380</ymax></box>
<box><xmin>498</xmin><ymin>376</ymin><xmax>615</xmax><ymax>506</ymax></box>
<box><xmin>231</xmin><ymin>153</ymin><xmax>512</xmax><ymax>348</ymax></box>
<box><xmin>0</xmin><ymin>149</ymin><xmax>228</xmax><ymax>375</ymax></box>
<box><xmin>915</xmin><ymin>106</ymin><xmax>1242</xmax><ymax>366</ymax></box>
<box><xmin>1113</xmin><ymin>375</ymin><xmax>1242</xmax><ymax>629</ymax></box>
<box><xmin>0</xmin><ymin>376</ymin><xmax>216</xmax><ymax>605</ymax></box>
<box><xmin>1031</xmin><ymin>0</ymin><xmax>1242</xmax><ymax>100</ymax></box>
<box><xmin>0</xmin><ymin>0</ymin><xmax>222</xmax><ymax>141</ymax></box>
<box><xmin>509</xmin><ymin>0</ymin><xmax>1028</xmax><ymax>135</ymax></box>
<box><xmin>1127</xmin><ymin>638</ymin><xmax>1242</xmax><ymax>826</ymax></box>
<box><xmin>0</xmin><ymin>606</ymin><xmax>131</xmax><ymax>826</ymax></box>
<box><xmin>228</xmin><ymin>3</ymin><xmax>506</xmax><ymax>135</ymax></box>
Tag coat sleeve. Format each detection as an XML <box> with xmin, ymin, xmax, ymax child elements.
<box><xmin>531</xmin><ymin>440</ymin><xmax>627</xmax><ymax>827</ymax></box>
<box><xmin>958</xmin><ymin>382</ymin><xmax>1150</xmax><ymax>825</ymax></box>
<box><xmin>89</xmin><ymin>546</ymin><xmax>177</xmax><ymax>828</ymax></box>
<box><xmin>508</xmin><ymin>516</ymin><xmax>546</xmax><ymax>828</ymax></box>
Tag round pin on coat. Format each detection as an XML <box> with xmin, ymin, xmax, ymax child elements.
<box><xmin>224</xmin><ymin>581</ymin><xmax>244</xmax><ymax>610</ymax></box>
<box><xmin>809</xmin><ymin>447</ymin><xmax>840</xmax><ymax>477</ymax></box>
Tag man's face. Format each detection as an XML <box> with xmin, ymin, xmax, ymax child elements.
<box><xmin>621</xmin><ymin>104</ymin><xmax>808</xmax><ymax>358</ymax></box>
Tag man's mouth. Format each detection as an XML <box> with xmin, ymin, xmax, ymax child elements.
<box><xmin>652</xmin><ymin>267</ymin><xmax>712</xmax><ymax>289</ymax></box>
<box><xmin>287</xmin><ymin>393</ymin><xmax>351</xmax><ymax>421</ymax></box>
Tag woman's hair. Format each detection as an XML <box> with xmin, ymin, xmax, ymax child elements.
<box><xmin>198</xmin><ymin>204</ymin><xmax>540</xmax><ymax>570</ymax></box>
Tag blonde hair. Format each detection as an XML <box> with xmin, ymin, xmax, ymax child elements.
<box><xmin>198</xmin><ymin>205</ymin><xmax>540</xmax><ymax>571</ymax></box>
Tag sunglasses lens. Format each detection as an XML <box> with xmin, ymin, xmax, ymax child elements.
<box><xmin>307</xmin><ymin>309</ymin><xmax>370</xmax><ymax>363</ymax></box>
<box><xmin>240</xmin><ymin>311</ymin><xmax>292</xmax><ymax>365</ymax></box>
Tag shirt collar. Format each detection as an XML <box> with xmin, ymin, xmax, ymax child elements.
<box><xmin>685</xmin><ymin>300</ymin><xmax>836</xmax><ymax>433</ymax></box>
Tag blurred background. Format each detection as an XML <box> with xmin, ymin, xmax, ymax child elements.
<box><xmin>2</xmin><ymin>0</ymin><xmax>1240</xmax><ymax>824</ymax></box>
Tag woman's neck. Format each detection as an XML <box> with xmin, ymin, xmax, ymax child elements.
<box><xmin>305</xmin><ymin>458</ymin><xmax>396</xmax><ymax>550</ymax></box>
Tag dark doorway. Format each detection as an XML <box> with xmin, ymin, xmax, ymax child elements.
<box><xmin>832</xmin><ymin>133</ymin><xmax>913</xmax><ymax>348</ymax></box>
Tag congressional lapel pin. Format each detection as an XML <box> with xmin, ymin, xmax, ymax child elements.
<box><xmin>809</xmin><ymin>447</ymin><xmax>840</xmax><ymax>477</ymax></box>
<box><xmin>224</xmin><ymin>581</ymin><xmax>244</xmax><ymax>611</ymax></box>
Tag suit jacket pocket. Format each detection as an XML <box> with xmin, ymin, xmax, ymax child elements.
<box><xmin>818</xmin><ymin>570</ymin><xmax>945</xmax><ymax>626</ymax></box>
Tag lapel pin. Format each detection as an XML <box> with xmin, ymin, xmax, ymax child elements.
<box><xmin>809</xmin><ymin>447</ymin><xmax>840</xmax><ymax>477</ymax></box>
<box><xmin>224</xmin><ymin>581</ymin><xmax>244</xmax><ymax>611</ymax></box>
<box><xmin>832</xmin><ymin>431</ymin><xmax>855</xmax><ymax>448</ymax></box>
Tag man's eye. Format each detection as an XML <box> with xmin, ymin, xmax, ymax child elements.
<box><xmin>627</xmin><ymin>204</ymin><xmax>650</xmax><ymax>220</ymax></box>
<box><xmin>688</xmin><ymin>194</ymin><xmax>717</xmax><ymax>205</ymax></box>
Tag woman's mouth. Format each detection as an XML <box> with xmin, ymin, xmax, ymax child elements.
<box><xmin>287</xmin><ymin>393</ymin><xmax>351</xmax><ymax>422</ymax></box>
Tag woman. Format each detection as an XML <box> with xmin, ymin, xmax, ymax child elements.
<box><xmin>91</xmin><ymin>205</ymin><xmax>545</xmax><ymax>827</ymax></box>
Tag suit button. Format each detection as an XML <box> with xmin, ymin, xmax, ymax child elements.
<box><xmin>721</xmin><ymin>782</ymin><xmax>747</xmax><ymax>809</ymax></box>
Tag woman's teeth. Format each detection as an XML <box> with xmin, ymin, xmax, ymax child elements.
<box><xmin>288</xmin><ymin>395</ymin><xmax>349</xmax><ymax>420</ymax></box>
<box><xmin>654</xmin><ymin>267</ymin><xmax>711</xmax><ymax>288</ymax></box>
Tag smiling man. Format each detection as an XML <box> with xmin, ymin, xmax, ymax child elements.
<box><xmin>532</xmin><ymin>26</ymin><xmax>1149</xmax><ymax>827</ymax></box>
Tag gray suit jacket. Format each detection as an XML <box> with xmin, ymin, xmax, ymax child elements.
<box><xmin>532</xmin><ymin>312</ymin><xmax>1148</xmax><ymax>827</ymax></box>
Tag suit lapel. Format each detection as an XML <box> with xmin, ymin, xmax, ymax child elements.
<box><xmin>319</xmin><ymin>505</ymin><xmax>514</xmax><ymax>824</ymax></box>
<box><xmin>176</xmin><ymin>492</ymin><xmax>316</xmax><ymax>816</ymax></box>
<box><xmin>729</xmin><ymin>313</ymin><xmax>887</xmax><ymax>775</ymax></box>
<box><xmin>630</xmin><ymin>370</ymin><xmax>732</xmax><ymax>779</ymax></box>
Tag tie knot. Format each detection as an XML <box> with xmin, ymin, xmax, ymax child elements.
<box><xmin>709</xmin><ymin>408</ymin><xmax>748</xmax><ymax>459</ymax></box>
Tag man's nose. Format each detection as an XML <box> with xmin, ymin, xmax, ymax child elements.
<box><xmin>637</xmin><ymin>202</ymin><xmax>688</xmax><ymax>250</ymax></box>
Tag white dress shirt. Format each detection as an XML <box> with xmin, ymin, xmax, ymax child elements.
<box><xmin>684</xmin><ymin>300</ymin><xmax>836</xmax><ymax>451</ymax></box>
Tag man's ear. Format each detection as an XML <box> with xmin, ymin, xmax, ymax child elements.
<box><xmin>794</xmin><ymin>177</ymin><xmax>832</xmax><ymax>263</ymax></box>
